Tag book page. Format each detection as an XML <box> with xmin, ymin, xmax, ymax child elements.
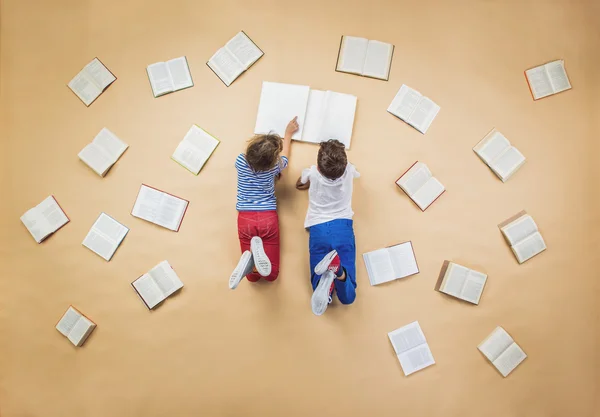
<box><xmin>314</xmin><ymin>91</ymin><xmax>357</xmax><ymax>148</ymax></box>
<box><xmin>490</xmin><ymin>146</ymin><xmax>526</xmax><ymax>181</ymax></box>
<box><xmin>337</xmin><ymin>36</ymin><xmax>369</xmax><ymax>75</ymax></box>
<box><xmin>363</xmin><ymin>249</ymin><xmax>395</xmax><ymax>285</ymax></box>
<box><xmin>56</xmin><ymin>307</ymin><xmax>82</xmax><ymax>337</ymax></box>
<box><xmin>67</xmin><ymin>316</ymin><xmax>95</xmax><ymax>346</ymax></box>
<box><xmin>474</xmin><ymin>130</ymin><xmax>511</xmax><ymax>166</ymax></box>
<box><xmin>492</xmin><ymin>342</ymin><xmax>527</xmax><ymax>377</ymax></box>
<box><xmin>68</xmin><ymin>72</ymin><xmax>101</xmax><ymax>106</ymax></box>
<box><xmin>132</xmin><ymin>185</ymin><xmax>163</xmax><ymax>224</ymax></box>
<box><xmin>132</xmin><ymin>274</ymin><xmax>164</xmax><ymax>309</ymax></box>
<box><xmin>397</xmin><ymin>162</ymin><xmax>432</xmax><ymax>196</ymax></box>
<box><xmin>512</xmin><ymin>231</ymin><xmax>546</xmax><ymax>263</ymax></box>
<box><xmin>501</xmin><ymin>214</ymin><xmax>537</xmax><ymax>246</ymax></box>
<box><xmin>149</xmin><ymin>260</ymin><xmax>183</xmax><ymax>298</ymax></box>
<box><xmin>362</xmin><ymin>40</ymin><xmax>393</xmax><ymax>80</ymax></box>
<box><xmin>20</xmin><ymin>208</ymin><xmax>51</xmax><ymax>243</ymax></box>
<box><xmin>226</xmin><ymin>32</ymin><xmax>263</xmax><ymax>68</ymax></box>
<box><xmin>388</xmin><ymin>321</ymin><xmax>426</xmax><ymax>354</ymax></box>
<box><xmin>478</xmin><ymin>326</ymin><xmax>514</xmax><ymax>362</ymax></box>
<box><xmin>460</xmin><ymin>270</ymin><xmax>487</xmax><ymax>304</ymax></box>
<box><xmin>173</xmin><ymin>126</ymin><xmax>219</xmax><ymax>174</ymax></box>
<box><xmin>408</xmin><ymin>97</ymin><xmax>440</xmax><ymax>134</ymax></box>
<box><xmin>388</xmin><ymin>242</ymin><xmax>419</xmax><ymax>279</ymax></box>
<box><xmin>82</xmin><ymin>213</ymin><xmax>128</xmax><ymax>261</ymax></box>
<box><xmin>301</xmin><ymin>89</ymin><xmax>328</xmax><ymax>144</ymax></box>
<box><xmin>167</xmin><ymin>57</ymin><xmax>193</xmax><ymax>91</ymax></box>
<box><xmin>545</xmin><ymin>60</ymin><xmax>571</xmax><ymax>93</ymax></box>
<box><xmin>84</xmin><ymin>58</ymin><xmax>115</xmax><ymax>90</ymax></box>
<box><xmin>147</xmin><ymin>62</ymin><xmax>174</xmax><ymax>97</ymax></box>
<box><xmin>254</xmin><ymin>82</ymin><xmax>310</xmax><ymax>140</ymax></box>
<box><xmin>441</xmin><ymin>263</ymin><xmax>469</xmax><ymax>297</ymax></box>
<box><xmin>525</xmin><ymin>65</ymin><xmax>553</xmax><ymax>100</ymax></box>
<box><xmin>155</xmin><ymin>193</ymin><xmax>188</xmax><ymax>231</ymax></box>
<box><xmin>207</xmin><ymin>48</ymin><xmax>244</xmax><ymax>87</ymax></box>
<box><xmin>387</xmin><ymin>84</ymin><xmax>422</xmax><ymax>121</ymax></box>
<box><xmin>411</xmin><ymin>177</ymin><xmax>445</xmax><ymax>211</ymax></box>
<box><xmin>78</xmin><ymin>143</ymin><xmax>113</xmax><ymax>176</ymax></box>
<box><xmin>92</xmin><ymin>128</ymin><xmax>128</xmax><ymax>161</ymax></box>
<box><xmin>38</xmin><ymin>196</ymin><xmax>68</xmax><ymax>232</ymax></box>
<box><xmin>398</xmin><ymin>344</ymin><xmax>435</xmax><ymax>376</ymax></box>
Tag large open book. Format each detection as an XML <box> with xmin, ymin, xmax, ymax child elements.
<box><xmin>473</xmin><ymin>129</ymin><xmax>525</xmax><ymax>182</ymax></box>
<box><xmin>499</xmin><ymin>211</ymin><xmax>546</xmax><ymax>264</ymax></box>
<box><xmin>21</xmin><ymin>196</ymin><xmax>69</xmax><ymax>243</ymax></box>
<box><xmin>78</xmin><ymin>128</ymin><xmax>128</xmax><ymax>177</ymax></box>
<box><xmin>434</xmin><ymin>261</ymin><xmax>487</xmax><ymax>305</ymax></box>
<box><xmin>388</xmin><ymin>321</ymin><xmax>435</xmax><ymax>376</ymax></box>
<box><xmin>207</xmin><ymin>31</ymin><xmax>264</xmax><ymax>87</ymax></box>
<box><xmin>387</xmin><ymin>84</ymin><xmax>440</xmax><ymax>134</ymax></box>
<box><xmin>68</xmin><ymin>58</ymin><xmax>116</xmax><ymax>106</ymax></box>
<box><xmin>396</xmin><ymin>161</ymin><xmax>445</xmax><ymax>211</ymax></box>
<box><xmin>56</xmin><ymin>306</ymin><xmax>96</xmax><ymax>347</ymax></box>
<box><xmin>363</xmin><ymin>241</ymin><xmax>419</xmax><ymax>286</ymax></box>
<box><xmin>478</xmin><ymin>326</ymin><xmax>527</xmax><ymax>377</ymax></box>
<box><xmin>525</xmin><ymin>59</ymin><xmax>571</xmax><ymax>100</ymax></box>
<box><xmin>132</xmin><ymin>260</ymin><xmax>184</xmax><ymax>309</ymax></box>
<box><xmin>254</xmin><ymin>82</ymin><xmax>357</xmax><ymax>148</ymax></box>
<box><xmin>131</xmin><ymin>184</ymin><xmax>189</xmax><ymax>232</ymax></box>
<box><xmin>171</xmin><ymin>125</ymin><xmax>220</xmax><ymax>175</ymax></box>
<box><xmin>335</xmin><ymin>35</ymin><xmax>394</xmax><ymax>81</ymax></box>
<box><xmin>147</xmin><ymin>56</ymin><xmax>193</xmax><ymax>97</ymax></box>
<box><xmin>82</xmin><ymin>213</ymin><xmax>129</xmax><ymax>261</ymax></box>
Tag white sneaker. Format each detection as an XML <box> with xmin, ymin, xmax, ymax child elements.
<box><xmin>311</xmin><ymin>270</ymin><xmax>335</xmax><ymax>316</ymax></box>
<box><xmin>229</xmin><ymin>251</ymin><xmax>254</xmax><ymax>290</ymax></box>
<box><xmin>251</xmin><ymin>236</ymin><xmax>271</xmax><ymax>277</ymax></box>
<box><xmin>314</xmin><ymin>250</ymin><xmax>338</xmax><ymax>276</ymax></box>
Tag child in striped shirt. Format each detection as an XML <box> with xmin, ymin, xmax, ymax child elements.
<box><xmin>229</xmin><ymin>117</ymin><xmax>299</xmax><ymax>289</ymax></box>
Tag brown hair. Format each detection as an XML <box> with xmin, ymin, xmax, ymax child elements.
<box><xmin>318</xmin><ymin>139</ymin><xmax>347</xmax><ymax>180</ymax></box>
<box><xmin>245</xmin><ymin>134</ymin><xmax>283</xmax><ymax>172</ymax></box>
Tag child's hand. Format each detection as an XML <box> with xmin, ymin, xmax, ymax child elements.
<box><xmin>296</xmin><ymin>177</ymin><xmax>310</xmax><ymax>190</ymax></box>
<box><xmin>285</xmin><ymin>117</ymin><xmax>299</xmax><ymax>137</ymax></box>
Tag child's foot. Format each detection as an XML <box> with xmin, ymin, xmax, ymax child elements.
<box><xmin>229</xmin><ymin>251</ymin><xmax>254</xmax><ymax>290</ymax></box>
<box><xmin>314</xmin><ymin>250</ymin><xmax>341</xmax><ymax>276</ymax></box>
<box><xmin>251</xmin><ymin>236</ymin><xmax>271</xmax><ymax>277</ymax></box>
<box><xmin>311</xmin><ymin>270</ymin><xmax>335</xmax><ymax>316</ymax></box>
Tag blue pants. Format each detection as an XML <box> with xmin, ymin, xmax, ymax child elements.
<box><xmin>309</xmin><ymin>219</ymin><xmax>357</xmax><ymax>304</ymax></box>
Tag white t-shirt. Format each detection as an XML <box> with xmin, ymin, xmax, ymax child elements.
<box><xmin>300</xmin><ymin>163</ymin><xmax>360</xmax><ymax>228</ymax></box>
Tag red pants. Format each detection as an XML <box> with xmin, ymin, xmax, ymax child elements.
<box><xmin>237</xmin><ymin>211</ymin><xmax>280</xmax><ymax>282</ymax></box>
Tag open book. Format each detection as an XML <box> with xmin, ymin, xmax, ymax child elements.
<box><xmin>132</xmin><ymin>260</ymin><xmax>184</xmax><ymax>309</ymax></box>
<box><xmin>147</xmin><ymin>56</ymin><xmax>193</xmax><ymax>97</ymax></box>
<box><xmin>388</xmin><ymin>321</ymin><xmax>435</xmax><ymax>376</ymax></box>
<box><xmin>499</xmin><ymin>211</ymin><xmax>547</xmax><ymax>264</ymax></box>
<box><xmin>473</xmin><ymin>129</ymin><xmax>526</xmax><ymax>182</ymax></box>
<box><xmin>171</xmin><ymin>125</ymin><xmax>220</xmax><ymax>175</ymax></box>
<box><xmin>478</xmin><ymin>327</ymin><xmax>527</xmax><ymax>377</ymax></box>
<box><xmin>434</xmin><ymin>261</ymin><xmax>487</xmax><ymax>305</ymax></box>
<box><xmin>207</xmin><ymin>31</ymin><xmax>264</xmax><ymax>87</ymax></box>
<box><xmin>78</xmin><ymin>128</ymin><xmax>128</xmax><ymax>177</ymax></box>
<box><xmin>387</xmin><ymin>84</ymin><xmax>440</xmax><ymax>134</ymax></box>
<box><xmin>21</xmin><ymin>196</ymin><xmax>69</xmax><ymax>243</ymax></box>
<box><xmin>254</xmin><ymin>82</ymin><xmax>357</xmax><ymax>148</ymax></box>
<box><xmin>525</xmin><ymin>59</ymin><xmax>571</xmax><ymax>100</ymax></box>
<box><xmin>82</xmin><ymin>213</ymin><xmax>129</xmax><ymax>261</ymax></box>
<box><xmin>363</xmin><ymin>241</ymin><xmax>419</xmax><ymax>286</ymax></box>
<box><xmin>131</xmin><ymin>184</ymin><xmax>189</xmax><ymax>232</ymax></box>
<box><xmin>56</xmin><ymin>306</ymin><xmax>96</xmax><ymax>347</ymax></box>
<box><xmin>335</xmin><ymin>36</ymin><xmax>394</xmax><ymax>81</ymax></box>
<box><xmin>396</xmin><ymin>161</ymin><xmax>445</xmax><ymax>211</ymax></box>
<box><xmin>68</xmin><ymin>58</ymin><xmax>116</xmax><ymax>106</ymax></box>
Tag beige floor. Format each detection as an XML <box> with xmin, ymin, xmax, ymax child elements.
<box><xmin>1</xmin><ymin>0</ymin><xmax>599</xmax><ymax>416</ymax></box>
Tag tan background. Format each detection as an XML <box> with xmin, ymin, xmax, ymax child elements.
<box><xmin>1</xmin><ymin>0</ymin><xmax>599</xmax><ymax>416</ymax></box>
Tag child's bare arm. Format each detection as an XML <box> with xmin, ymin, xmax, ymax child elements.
<box><xmin>281</xmin><ymin>117</ymin><xmax>298</xmax><ymax>160</ymax></box>
<box><xmin>296</xmin><ymin>177</ymin><xmax>310</xmax><ymax>190</ymax></box>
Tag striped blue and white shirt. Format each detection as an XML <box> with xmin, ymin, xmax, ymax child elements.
<box><xmin>235</xmin><ymin>153</ymin><xmax>288</xmax><ymax>211</ymax></box>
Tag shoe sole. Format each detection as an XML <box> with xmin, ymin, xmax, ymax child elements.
<box><xmin>314</xmin><ymin>250</ymin><xmax>338</xmax><ymax>276</ymax></box>
<box><xmin>311</xmin><ymin>271</ymin><xmax>335</xmax><ymax>316</ymax></box>
<box><xmin>251</xmin><ymin>237</ymin><xmax>271</xmax><ymax>277</ymax></box>
<box><xmin>229</xmin><ymin>251</ymin><xmax>253</xmax><ymax>290</ymax></box>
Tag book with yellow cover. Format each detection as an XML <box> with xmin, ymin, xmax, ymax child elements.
<box><xmin>171</xmin><ymin>125</ymin><xmax>220</xmax><ymax>175</ymax></box>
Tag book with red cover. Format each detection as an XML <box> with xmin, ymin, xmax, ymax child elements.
<box><xmin>67</xmin><ymin>57</ymin><xmax>117</xmax><ymax>107</ymax></box>
<box><xmin>395</xmin><ymin>161</ymin><xmax>446</xmax><ymax>211</ymax></box>
<box><xmin>130</xmin><ymin>184</ymin><xmax>189</xmax><ymax>232</ymax></box>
